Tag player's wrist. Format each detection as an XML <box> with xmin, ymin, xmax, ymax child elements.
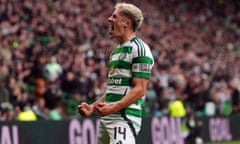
<box><xmin>90</xmin><ymin>104</ymin><xmax>98</xmax><ymax>114</ymax></box>
<box><xmin>113</xmin><ymin>102</ymin><xmax>123</xmax><ymax>113</ymax></box>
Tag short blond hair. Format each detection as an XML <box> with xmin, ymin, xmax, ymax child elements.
<box><xmin>115</xmin><ymin>2</ymin><xmax>144</xmax><ymax>31</ymax></box>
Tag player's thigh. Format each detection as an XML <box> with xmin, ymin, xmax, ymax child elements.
<box><xmin>97</xmin><ymin>121</ymin><xmax>110</xmax><ymax>144</ymax></box>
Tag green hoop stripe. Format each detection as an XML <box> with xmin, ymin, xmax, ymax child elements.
<box><xmin>105</xmin><ymin>93</ymin><xmax>124</xmax><ymax>102</ymax></box>
<box><xmin>108</xmin><ymin>60</ymin><xmax>131</xmax><ymax>69</ymax></box>
<box><xmin>125</xmin><ymin>108</ymin><xmax>142</xmax><ymax>117</ymax></box>
<box><xmin>111</xmin><ymin>46</ymin><xmax>132</xmax><ymax>55</ymax></box>
<box><xmin>132</xmin><ymin>72</ymin><xmax>151</xmax><ymax>79</ymax></box>
<box><xmin>132</xmin><ymin>56</ymin><xmax>153</xmax><ymax>64</ymax></box>
<box><xmin>106</xmin><ymin>93</ymin><xmax>144</xmax><ymax>106</ymax></box>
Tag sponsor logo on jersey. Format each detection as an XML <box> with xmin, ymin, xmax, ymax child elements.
<box><xmin>133</xmin><ymin>63</ymin><xmax>151</xmax><ymax>73</ymax></box>
<box><xmin>107</xmin><ymin>78</ymin><xmax>122</xmax><ymax>85</ymax></box>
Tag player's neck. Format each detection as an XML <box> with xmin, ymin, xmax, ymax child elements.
<box><xmin>118</xmin><ymin>32</ymin><xmax>136</xmax><ymax>45</ymax></box>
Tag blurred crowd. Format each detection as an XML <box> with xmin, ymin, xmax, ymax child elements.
<box><xmin>0</xmin><ymin>0</ymin><xmax>240</xmax><ymax>121</ymax></box>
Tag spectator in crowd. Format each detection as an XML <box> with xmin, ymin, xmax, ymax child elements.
<box><xmin>48</xmin><ymin>101</ymin><xmax>64</xmax><ymax>120</ymax></box>
<box><xmin>60</xmin><ymin>71</ymin><xmax>80</xmax><ymax>99</ymax></box>
<box><xmin>168</xmin><ymin>98</ymin><xmax>186</xmax><ymax>118</ymax></box>
<box><xmin>44</xmin><ymin>80</ymin><xmax>62</xmax><ymax>110</ymax></box>
<box><xmin>184</xmin><ymin>112</ymin><xmax>203</xmax><ymax>144</ymax></box>
<box><xmin>32</xmin><ymin>97</ymin><xmax>49</xmax><ymax>120</ymax></box>
<box><xmin>16</xmin><ymin>102</ymin><xmax>37</xmax><ymax>121</ymax></box>
<box><xmin>44</xmin><ymin>56</ymin><xmax>63</xmax><ymax>82</ymax></box>
<box><xmin>0</xmin><ymin>103</ymin><xmax>15</xmax><ymax>121</ymax></box>
<box><xmin>229</xmin><ymin>75</ymin><xmax>240</xmax><ymax>114</ymax></box>
<box><xmin>0</xmin><ymin>75</ymin><xmax>10</xmax><ymax>103</ymax></box>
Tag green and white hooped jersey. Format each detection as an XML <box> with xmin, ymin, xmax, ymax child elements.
<box><xmin>102</xmin><ymin>37</ymin><xmax>154</xmax><ymax>128</ymax></box>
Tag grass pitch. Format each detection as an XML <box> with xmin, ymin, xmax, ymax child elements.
<box><xmin>207</xmin><ymin>141</ymin><xmax>240</xmax><ymax>144</ymax></box>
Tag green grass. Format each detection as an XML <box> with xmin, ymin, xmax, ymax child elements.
<box><xmin>206</xmin><ymin>141</ymin><xmax>240</xmax><ymax>144</ymax></box>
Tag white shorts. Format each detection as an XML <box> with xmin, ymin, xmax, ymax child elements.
<box><xmin>97</xmin><ymin>118</ymin><xmax>139</xmax><ymax>144</ymax></box>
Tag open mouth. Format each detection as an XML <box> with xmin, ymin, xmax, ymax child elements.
<box><xmin>109</xmin><ymin>24</ymin><xmax>114</xmax><ymax>32</ymax></box>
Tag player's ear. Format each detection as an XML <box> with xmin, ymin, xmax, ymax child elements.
<box><xmin>123</xmin><ymin>20</ymin><xmax>130</xmax><ymax>28</ymax></box>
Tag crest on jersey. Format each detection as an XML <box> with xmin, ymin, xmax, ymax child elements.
<box><xmin>119</xmin><ymin>53</ymin><xmax>127</xmax><ymax>60</ymax></box>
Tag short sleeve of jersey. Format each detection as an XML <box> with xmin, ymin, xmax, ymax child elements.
<box><xmin>131</xmin><ymin>38</ymin><xmax>154</xmax><ymax>79</ymax></box>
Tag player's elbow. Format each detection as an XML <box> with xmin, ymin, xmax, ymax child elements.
<box><xmin>136</xmin><ymin>86</ymin><xmax>147</xmax><ymax>97</ymax></box>
<box><xmin>132</xmin><ymin>78</ymin><xmax>149</xmax><ymax>97</ymax></box>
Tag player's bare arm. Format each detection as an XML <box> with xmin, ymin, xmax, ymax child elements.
<box><xmin>78</xmin><ymin>95</ymin><xmax>105</xmax><ymax>116</ymax></box>
<box><xmin>96</xmin><ymin>77</ymin><xmax>148</xmax><ymax>116</ymax></box>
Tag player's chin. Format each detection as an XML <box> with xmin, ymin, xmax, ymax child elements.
<box><xmin>108</xmin><ymin>32</ymin><xmax>113</xmax><ymax>38</ymax></box>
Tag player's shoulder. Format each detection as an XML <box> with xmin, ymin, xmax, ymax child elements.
<box><xmin>129</xmin><ymin>37</ymin><xmax>152</xmax><ymax>56</ymax></box>
<box><xmin>130</xmin><ymin>37</ymin><xmax>148</xmax><ymax>47</ymax></box>
<box><xmin>128</xmin><ymin>37</ymin><xmax>150</xmax><ymax>52</ymax></box>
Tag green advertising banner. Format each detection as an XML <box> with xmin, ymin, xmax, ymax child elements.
<box><xmin>0</xmin><ymin>116</ymin><xmax>240</xmax><ymax>144</ymax></box>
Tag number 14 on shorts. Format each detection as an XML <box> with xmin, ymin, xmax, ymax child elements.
<box><xmin>114</xmin><ymin>127</ymin><xmax>126</xmax><ymax>140</ymax></box>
